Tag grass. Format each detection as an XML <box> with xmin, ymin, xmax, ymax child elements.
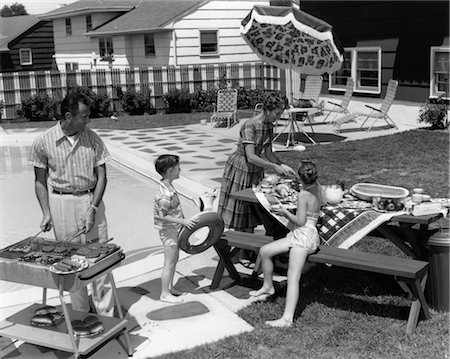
<box><xmin>0</xmin><ymin>110</ymin><xmax>254</xmax><ymax>131</ymax></box>
<box><xmin>1</xmin><ymin>113</ymin><xmax>449</xmax><ymax>359</ymax></box>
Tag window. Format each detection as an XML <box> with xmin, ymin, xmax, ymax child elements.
<box><xmin>19</xmin><ymin>48</ymin><xmax>32</xmax><ymax>65</ymax></box>
<box><xmin>144</xmin><ymin>33</ymin><xmax>155</xmax><ymax>56</ymax></box>
<box><xmin>200</xmin><ymin>30</ymin><xmax>218</xmax><ymax>56</ymax></box>
<box><xmin>330</xmin><ymin>47</ymin><xmax>381</xmax><ymax>94</ymax></box>
<box><xmin>430</xmin><ymin>47</ymin><xmax>449</xmax><ymax>99</ymax></box>
<box><xmin>65</xmin><ymin>62</ymin><xmax>78</xmax><ymax>71</ymax></box>
<box><xmin>330</xmin><ymin>50</ymin><xmax>351</xmax><ymax>89</ymax></box>
<box><xmin>99</xmin><ymin>37</ymin><xmax>114</xmax><ymax>58</ymax></box>
<box><xmin>86</xmin><ymin>15</ymin><xmax>92</xmax><ymax>32</ymax></box>
<box><xmin>65</xmin><ymin>18</ymin><xmax>72</xmax><ymax>36</ymax></box>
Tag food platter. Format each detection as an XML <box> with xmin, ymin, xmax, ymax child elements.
<box><xmin>49</xmin><ymin>260</ymin><xmax>89</xmax><ymax>275</ymax></box>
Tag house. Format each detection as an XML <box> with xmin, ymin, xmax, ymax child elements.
<box><xmin>301</xmin><ymin>1</ymin><xmax>449</xmax><ymax>102</ymax></box>
<box><xmin>0</xmin><ymin>15</ymin><xmax>56</xmax><ymax>72</ymax></box>
<box><xmin>39</xmin><ymin>0</ymin><xmax>276</xmax><ymax>71</ymax></box>
<box><xmin>38</xmin><ymin>0</ymin><xmax>449</xmax><ymax>102</ymax></box>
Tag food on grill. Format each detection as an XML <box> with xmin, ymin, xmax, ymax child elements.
<box><xmin>84</xmin><ymin>249</ymin><xmax>101</xmax><ymax>258</ymax></box>
<box><xmin>35</xmin><ymin>305</ymin><xmax>58</xmax><ymax>316</ymax></box>
<box><xmin>76</xmin><ymin>247</ymin><xmax>90</xmax><ymax>256</ymax></box>
<box><xmin>9</xmin><ymin>244</ymin><xmax>32</xmax><ymax>253</ymax></box>
<box><xmin>21</xmin><ymin>253</ymin><xmax>63</xmax><ymax>265</ymax></box>
<box><xmin>53</xmin><ymin>246</ymin><xmax>70</xmax><ymax>254</ymax></box>
<box><xmin>350</xmin><ymin>183</ymin><xmax>409</xmax><ymax>201</ymax></box>
<box><xmin>41</xmin><ymin>245</ymin><xmax>55</xmax><ymax>253</ymax></box>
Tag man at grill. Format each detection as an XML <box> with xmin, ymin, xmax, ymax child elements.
<box><xmin>29</xmin><ymin>90</ymin><xmax>114</xmax><ymax>317</ymax></box>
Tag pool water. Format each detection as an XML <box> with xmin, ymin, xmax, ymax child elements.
<box><xmin>0</xmin><ymin>145</ymin><xmax>198</xmax><ymax>293</ymax></box>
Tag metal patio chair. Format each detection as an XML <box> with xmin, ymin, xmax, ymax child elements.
<box><xmin>323</xmin><ymin>77</ymin><xmax>354</xmax><ymax>123</ymax></box>
<box><xmin>333</xmin><ymin>79</ymin><xmax>399</xmax><ymax>132</ymax></box>
<box><xmin>210</xmin><ymin>88</ymin><xmax>238</xmax><ymax>128</ymax></box>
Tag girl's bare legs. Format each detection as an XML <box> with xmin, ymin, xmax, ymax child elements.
<box><xmin>266</xmin><ymin>247</ymin><xmax>308</xmax><ymax>327</ymax></box>
<box><xmin>160</xmin><ymin>245</ymin><xmax>183</xmax><ymax>303</ymax></box>
<box><xmin>249</xmin><ymin>237</ymin><xmax>291</xmax><ymax>297</ymax></box>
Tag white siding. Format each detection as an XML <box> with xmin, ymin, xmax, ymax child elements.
<box><xmin>53</xmin><ymin>1</ymin><xmax>271</xmax><ymax>69</ymax></box>
<box><xmin>53</xmin><ymin>12</ymin><xmax>127</xmax><ymax>70</ymax></box>
<box><xmin>170</xmin><ymin>0</ymin><xmax>269</xmax><ymax>66</ymax></box>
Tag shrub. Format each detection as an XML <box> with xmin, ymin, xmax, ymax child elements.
<box><xmin>17</xmin><ymin>93</ymin><xmax>59</xmax><ymax>122</ymax></box>
<box><xmin>119</xmin><ymin>87</ymin><xmax>155</xmax><ymax>116</ymax></box>
<box><xmin>418</xmin><ymin>96</ymin><xmax>448</xmax><ymax>129</ymax></box>
<box><xmin>164</xmin><ymin>88</ymin><xmax>192</xmax><ymax>114</ymax></box>
<box><xmin>71</xmin><ymin>86</ymin><xmax>111</xmax><ymax>118</ymax></box>
<box><xmin>237</xmin><ymin>87</ymin><xmax>266</xmax><ymax>110</ymax></box>
<box><xmin>190</xmin><ymin>88</ymin><xmax>216</xmax><ymax>112</ymax></box>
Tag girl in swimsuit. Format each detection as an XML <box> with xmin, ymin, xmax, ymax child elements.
<box><xmin>249</xmin><ymin>160</ymin><xmax>322</xmax><ymax>327</ymax></box>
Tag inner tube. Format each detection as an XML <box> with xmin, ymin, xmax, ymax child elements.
<box><xmin>178</xmin><ymin>212</ymin><xmax>224</xmax><ymax>254</ymax></box>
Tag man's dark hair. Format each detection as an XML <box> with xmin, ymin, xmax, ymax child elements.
<box><xmin>60</xmin><ymin>90</ymin><xmax>91</xmax><ymax>117</ymax></box>
<box><xmin>155</xmin><ymin>154</ymin><xmax>180</xmax><ymax>176</ymax></box>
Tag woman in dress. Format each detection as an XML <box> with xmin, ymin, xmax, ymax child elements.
<box><xmin>217</xmin><ymin>91</ymin><xmax>296</xmax><ymax>232</ymax></box>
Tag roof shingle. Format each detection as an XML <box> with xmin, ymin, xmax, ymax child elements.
<box><xmin>0</xmin><ymin>15</ymin><xmax>40</xmax><ymax>51</ymax></box>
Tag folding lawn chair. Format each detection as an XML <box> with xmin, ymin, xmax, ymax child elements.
<box><xmin>322</xmin><ymin>78</ymin><xmax>354</xmax><ymax>123</ymax></box>
<box><xmin>210</xmin><ymin>88</ymin><xmax>238</xmax><ymax>128</ymax></box>
<box><xmin>333</xmin><ymin>79</ymin><xmax>399</xmax><ymax>132</ymax></box>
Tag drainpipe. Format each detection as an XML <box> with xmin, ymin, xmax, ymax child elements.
<box><xmin>172</xmin><ymin>30</ymin><xmax>177</xmax><ymax>66</ymax></box>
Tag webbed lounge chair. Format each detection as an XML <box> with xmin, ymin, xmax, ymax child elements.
<box><xmin>322</xmin><ymin>78</ymin><xmax>354</xmax><ymax>123</ymax></box>
<box><xmin>210</xmin><ymin>88</ymin><xmax>238</xmax><ymax>128</ymax></box>
<box><xmin>333</xmin><ymin>79</ymin><xmax>399</xmax><ymax>132</ymax></box>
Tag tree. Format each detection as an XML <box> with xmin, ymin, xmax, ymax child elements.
<box><xmin>0</xmin><ymin>3</ymin><xmax>28</xmax><ymax>17</ymax></box>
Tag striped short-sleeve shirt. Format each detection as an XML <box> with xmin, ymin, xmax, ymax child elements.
<box><xmin>29</xmin><ymin>122</ymin><xmax>110</xmax><ymax>191</ymax></box>
<box><xmin>154</xmin><ymin>182</ymin><xmax>184</xmax><ymax>230</ymax></box>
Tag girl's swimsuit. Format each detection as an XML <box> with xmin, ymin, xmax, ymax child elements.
<box><xmin>286</xmin><ymin>212</ymin><xmax>320</xmax><ymax>254</ymax></box>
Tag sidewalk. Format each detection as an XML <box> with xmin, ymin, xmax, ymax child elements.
<box><xmin>0</xmin><ymin>98</ymin><xmax>425</xmax><ymax>358</ymax></box>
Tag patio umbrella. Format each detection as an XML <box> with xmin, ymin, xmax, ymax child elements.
<box><xmin>241</xmin><ymin>5</ymin><xmax>344</xmax><ymax>101</ymax></box>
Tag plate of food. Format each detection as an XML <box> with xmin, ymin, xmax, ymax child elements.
<box><xmin>49</xmin><ymin>258</ymin><xmax>88</xmax><ymax>275</ymax></box>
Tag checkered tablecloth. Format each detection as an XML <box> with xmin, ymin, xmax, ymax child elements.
<box><xmin>254</xmin><ymin>189</ymin><xmax>402</xmax><ymax>249</ymax></box>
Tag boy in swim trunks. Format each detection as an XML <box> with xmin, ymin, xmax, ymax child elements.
<box><xmin>154</xmin><ymin>155</ymin><xmax>198</xmax><ymax>303</ymax></box>
<box><xmin>249</xmin><ymin>161</ymin><xmax>322</xmax><ymax>327</ymax></box>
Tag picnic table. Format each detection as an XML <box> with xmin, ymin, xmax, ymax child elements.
<box><xmin>229</xmin><ymin>187</ymin><xmax>442</xmax><ymax>260</ymax></box>
<box><xmin>210</xmin><ymin>187</ymin><xmax>443</xmax><ymax>333</ymax></box>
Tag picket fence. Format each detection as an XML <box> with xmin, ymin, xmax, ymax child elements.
<box><xmin>0</xmin><ymin>62</ymin><xmax>287</xmax><ymax>120</ymax></box>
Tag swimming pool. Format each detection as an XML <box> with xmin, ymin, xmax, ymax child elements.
<box><xmin>0</xmin><ymin>145</ymin><xmax>198</xmax><ymax>295</ymax></box>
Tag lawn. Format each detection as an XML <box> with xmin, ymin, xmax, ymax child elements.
<box><xmin>2</xmin><ymin>114</ymin><xmax>449</xmax><ymax>359</ymax></box>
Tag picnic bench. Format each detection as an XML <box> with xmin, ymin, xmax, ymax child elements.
<box><xmin>211</xmin><ymin>230</ymin><xmax>431</xmax><ymax>334</ymax></box>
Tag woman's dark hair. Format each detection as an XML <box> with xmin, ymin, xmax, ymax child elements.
<box><xmin>155</xmin><ymin>154</ymin><xmax>180</xmax><ymax>176</ymax></box>
<box><xmin>298</xmin><ymin>160</ymin><xmax>318</xmax><ymax>185</ymax></box>
<box><xmin>60</xmin><ymin>90</ymin><xmax>91</xmax><ymax>117</ymax></box>
<box><xmin>262</xmin><ymin>91</ymin><xmax>289</xmax><ymax>112</ymax></box>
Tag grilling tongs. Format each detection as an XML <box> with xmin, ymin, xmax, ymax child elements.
<box><xmin>63</xmin><ymin>227</ymin><xmax>86</xmax><ymax>243</ymax></box>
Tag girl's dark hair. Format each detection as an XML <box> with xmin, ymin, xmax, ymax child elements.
<box><xmin>298</xmin><ymin>160</ymin><xmax>318</xmax><ymax>185</ymax></box>
<box><xmin>155</xmin><ymin>154</ymin><xmax>179</xmax><ymax>176</ymax></box>
<box><xmin>262</xmin><ymin>91</ymin><xmax>289</xmax><ymax>112</ymax></box>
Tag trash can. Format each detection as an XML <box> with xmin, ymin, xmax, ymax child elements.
<box><xmin>427</xmin><ymin>228</ymin><xmax>450</xmax><ymax>312</ymax></box>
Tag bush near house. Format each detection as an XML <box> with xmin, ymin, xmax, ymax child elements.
<box><xmin>117</xmin><ymin>87</ymin><xmax>156</xmax><ymax>116</ymax></box>
<box><xmin>16</xmin><ymin>87</ymin><xmax>113</xmax><ymax>122</ymax></box>
<box><xmin>418</xmin><ymin>96</ymin><xmax>449</xmax><ymax>129</ymax></box>
<box><xmin>17</xmin><ymin>93</ymin><xmax>59</xmax><ymax>122</ymax></box>
<box><xmin>164</xmin><ymin>88</ymin><xmax>193</xmax><ymax>114</ymax></box>
<box><xmin>165</xmin><ymin>86</ymin><xmax>267</xmax><ymax>114</ymax></box>
<box><xmin>72</xmin><ymin>86</ymin><xmax>112</xmax><ymax>118</ymax></box>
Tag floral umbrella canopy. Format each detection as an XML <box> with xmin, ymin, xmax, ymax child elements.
<box><xmin>241</xmin><ymin>5</ymin><xmax>344</xmax><ymax>76</ymax></box>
